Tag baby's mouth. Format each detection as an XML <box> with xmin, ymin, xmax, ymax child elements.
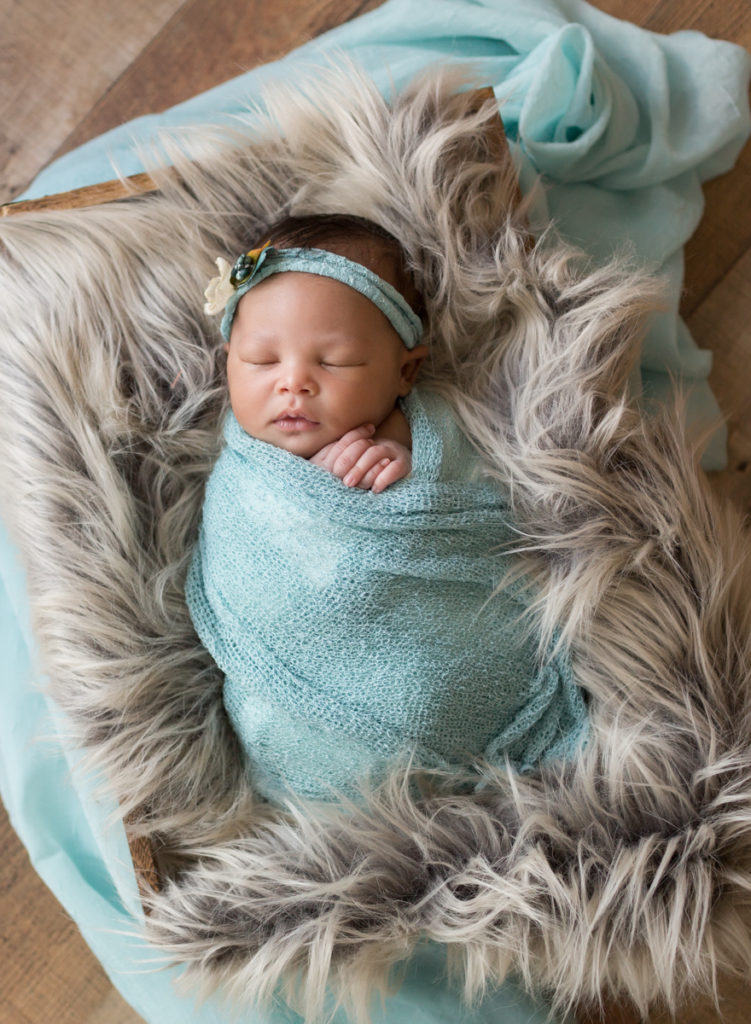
<box><xmin>273</xmin><ymin>414</ymin><xmax>320</xmax><ymax>432</ymax></box>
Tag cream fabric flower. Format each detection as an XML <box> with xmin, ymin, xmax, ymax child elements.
<box><xmin>204</xmin><ymin>257</ymin><xmax>235</xmax><ymax>315</ymax></box>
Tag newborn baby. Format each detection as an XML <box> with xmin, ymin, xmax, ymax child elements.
<box><xmin>187</xmin><ymin>214</ymin><xmax>588</xmax><ymax>804</ymax></box>
<box><xmin>216</xmin><ymin>217</ymin><xmax>429</xmax><ymax>494</ymax></box>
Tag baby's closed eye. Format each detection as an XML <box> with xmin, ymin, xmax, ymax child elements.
<box><xmin>321</xmin><ymin>359</ymin><xmax>366</xmax><ymax>368</ymax></box>
<box><xmin>237</xmin><ymin>347</ymin><xmax>278</xmax><ymax>365</ymax></box>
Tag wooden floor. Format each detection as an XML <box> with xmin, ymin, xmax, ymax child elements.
<box><xmin>1</xmin><ymin>1</ymin><xmax>751</xmax><ymax>1022</ymax></box>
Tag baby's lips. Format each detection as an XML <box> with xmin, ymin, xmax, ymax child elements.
<box><xmin>275</xmin><ymin>410</ymin><xmax>320</xmax><ymax>424</ymax></box>
<box><xmin>273</xmin><ymin>413</ymin><xmax>322</xmax><ymax>432</ymax></box>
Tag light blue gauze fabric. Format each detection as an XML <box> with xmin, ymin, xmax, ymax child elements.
<box><xmin>186</xmin><ymin>388</ymin><xmax>588</xmax><ymax>803</ymax></box>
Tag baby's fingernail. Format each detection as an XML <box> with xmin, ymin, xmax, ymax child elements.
<box><xmin>344</xmin><ymin>472</ymin><xmax>355</xmax><ymax>485</ymax></box>
<box><xmin>365</xmin><ymin>423</ymin><xmax>375</xmax><ymax>432</ymax></box>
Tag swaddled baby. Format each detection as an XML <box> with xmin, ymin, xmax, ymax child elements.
<box><xmin>187</xmin><ymin>214</ymin><xmax>588</xmax><ymax>803</ymax></box>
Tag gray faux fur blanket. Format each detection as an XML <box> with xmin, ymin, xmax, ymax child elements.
<box><xmin>1</xmin><ymin>66</ymin><xmax>751</xmax><ymax>1023</ymax></box>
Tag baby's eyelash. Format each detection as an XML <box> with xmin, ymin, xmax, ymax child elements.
<box><xmin>239</xmin><ymin>358</ymin><xmax>365</xmax><ymax>368</ymax></box>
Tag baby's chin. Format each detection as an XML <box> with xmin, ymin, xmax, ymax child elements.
<box><xmin>260</xmin><ymin>422</ymin><xmax>336</xmax><ymax>460</ymax></box>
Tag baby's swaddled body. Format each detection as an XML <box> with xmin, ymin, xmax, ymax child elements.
<box><xmin>187</xmin><ymin>387</ymin><xmax>588</xmax><ymax>803</ymax></box>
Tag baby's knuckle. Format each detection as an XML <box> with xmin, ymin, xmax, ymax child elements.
<box><xmin>333</xmin><ymin>445</ymin><xmax>365</xmax><ymax>473</ymax></box>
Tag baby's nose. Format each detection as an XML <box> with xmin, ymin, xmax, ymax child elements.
<box><xmin>276</xmin><ymin>363</ymin><xmax>317</xmax><ymax>395</ymax></box>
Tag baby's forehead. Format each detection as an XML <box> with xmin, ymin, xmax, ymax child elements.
<box><xmin>238</xmin><ymin>270</ymin><xmax>395</xmax><ymax>327</ymax></box>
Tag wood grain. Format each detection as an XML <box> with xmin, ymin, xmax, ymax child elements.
<box><xmin>643</xmin><ymin>0</ymin><xmax>751</xmax><ymax>44</ymax></box>
<box><xmin>54</xmin><ymin>0</ymin><xmax>386</xmax><ymax>163</ymax></box>
<box><xmin>682</xmin><ymin>144</ymin><xmax>751</xmax><ymax>319</ymax></box>
<box><xmin>578</xmin><ymin>977</ymin><xmax>751</xmax><ymax>1024</ymax></box>
<box><xmin>594</xmin><ymin>0</ymin><xmax>751</xmax><ymax>45</ymax></box>
<box><xmin>0</xmin><ymin>172</ymin><xmax>157</xmax><ymax>216</ymax></box>
<box><xmin>688</xmin><ymin>243</ymin><xmax>751</xmax><ymax>511</ymax></box>
<box><xmin>0</xmin><ymin>0</ymin><xmax>185</xmax><ymax>203</ymax></box>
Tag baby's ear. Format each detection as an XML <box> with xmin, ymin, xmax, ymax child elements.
<box><xmin>398</xmin><ymin>344</ymin><xmax>429</xmax><ymax>395</ymax></box>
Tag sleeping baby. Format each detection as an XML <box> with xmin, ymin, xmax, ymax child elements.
<box><xmin>187</xmin><ymin>213</ymin><xmax>588</xmax><ymax>804</ymax></box>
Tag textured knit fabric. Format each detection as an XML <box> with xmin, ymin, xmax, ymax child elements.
<box><xmin>186</xmin><ymin>389</ymin><xmax>588</xmax><ymax>802</ymax></box>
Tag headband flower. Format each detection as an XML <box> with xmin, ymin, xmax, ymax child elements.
<box><xmin>204</xmin><ymin>241</ymin><xmax>272</xmax><ymax>316</ymax></box>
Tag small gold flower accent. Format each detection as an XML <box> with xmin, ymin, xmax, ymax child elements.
<box><xmin>230</xmin><ymin>241</ymin><xmax>272</xmax><ymax>287</ymax></box>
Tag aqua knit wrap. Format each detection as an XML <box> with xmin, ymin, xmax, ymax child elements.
<box><xmin>186</xmin><ymin>389</ymin><xmax>588</xmax><ymax>802</ymax></box>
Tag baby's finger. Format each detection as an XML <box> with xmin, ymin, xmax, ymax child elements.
<box><xmin>331</xmin><ymin>438</ymin><xmax>379</xmax><ymax>478</ymax></box>
<box><xmin>330</xmin><ymin>424</ymin><xmax>375</xmax><ymax>456</ymax></box>
<box><xmin>371</xmin><ymin>458</ymin><xmax>409</xmax><ymax>494</ymax></box>
<box><xmin>353</xmin><ymin>458</ymin><xmax>392</xmax><ymax>490</ymax></box>
<box><xmin>308</xmin><ymin>441</ymin><xmax>335</xmax><ymax>467</ymax></box>
<box><xmin>342</xmin><ymin>446</ymin><xmax>392</xmax><ymax>487</ymax></box>
<box><xmin>313</xmin><ymin>424</ymin><xmax>375</xmax><ymax>472</ymax></box>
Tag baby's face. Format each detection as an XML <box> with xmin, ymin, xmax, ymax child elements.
<box><xmin>225</xmin><ymin>272</ymin><xmax>423</xmax><ymax>458</ymax></box>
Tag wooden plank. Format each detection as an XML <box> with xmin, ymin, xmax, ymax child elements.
<box><xmin>0</xmin><ymin>172</ymin><xmax>157</xmax><ymax>217</ymax></box>
<box><xmin>578</xmin><ymin>976</ymin><xmax>751</xmax><ymax>1024</ymax></box>
<box><xmin>682</xmin><ymin>138</ymin><xmax>751</xmax><ymax>318</ymax></box>
<box><xmin>648</xmin><ymin>977</ymin><xmax>751</xmax><ymax>1024</ymax></box>
<box><xmin>644</xmin><ymin>0</ymin><xmax>751</xmax><ymax>44</ymax></box>
<box><xmin>592</xmin><ymin>0</ymin><xmax>751</xmax><ymax>46</ymax></box>
<box><xmin>587</xmin><ymin>0</ymin><xmax>664</xmax><ymax>23</ymax></box>
<box><xmin>85</xmin><ymin>988</ymin><xmax>146</xmax><ymax>1024</ymax></box>
<box><xmin>54</xmin><ymin>0</ymin><xmax>386</xmax><ymax>162</ymax></box>
<box><xmin>0</xmin><ymin>0</ymin><xmax>186</xmax><ymax>205</ymax></box>
<box><xmin>643</xmin><ymin>2</ymin><xmax>751</xmax><ymax>318</ymax></box>
<box><xmin>687</xmin><ymin>243</ymin><xmax>751</xmax><ymax>513</ymax></box>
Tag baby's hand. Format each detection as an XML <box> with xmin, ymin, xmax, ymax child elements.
<box><xmin>309</xmin><ymin>424</ymin><xmax>411</xmax><ymax>494</ymax></box>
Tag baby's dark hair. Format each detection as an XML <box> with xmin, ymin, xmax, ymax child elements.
<box><xmin>260</xmin><ymin>213</ymin><xmax>425</xmax><ymax>319</ymax></box>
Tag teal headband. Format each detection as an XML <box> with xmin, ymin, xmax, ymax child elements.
<box><xmin>205</xmin><ymin>243</ymin><xmax>423</xmax><ymax>350</ymax></box>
